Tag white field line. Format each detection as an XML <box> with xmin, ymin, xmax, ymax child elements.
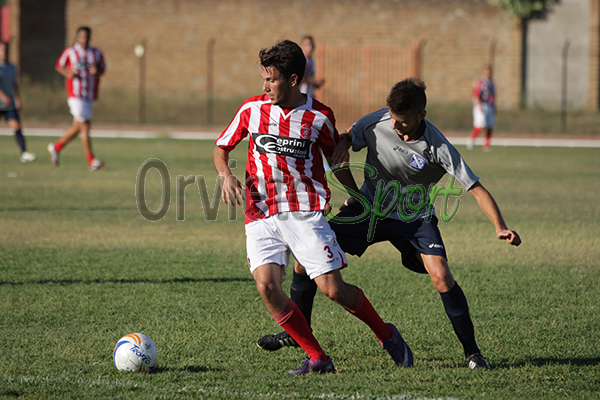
<box><xmin>1</xmin><ymin>127</ymin><xmax>600</xmax><ymax>147</ymax></box>
<box><xmin>2</xmin><ymin>374</ymin><xmax>462</xmax><ymax>400</ymax></box>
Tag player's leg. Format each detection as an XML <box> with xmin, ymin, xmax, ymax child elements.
<box><xmin>395</xmin><ymin>217</ymin><xmax>490</xmax><ymax>370</ymax></box>
<box><xmin>79</xmin><ymin>120</ymin><xmax>103</xmax><ymax>170</ymax></box>
<box><xmin>468</xmin><ymin>106</ymin><xmax>484</xmax><ymax>150</ymax></box>
<box><xmin>285</xmin><ymin>211</ymin><xmax>412</xmax><ymax>367</ymax></box>
<box><xmin>420</xmin><ymin>254</ymin><xmax>490</xmax><ymax>370</ymax></box>
<box><xmin>258</xmin><ymin>204</ymin><xmax>372</xmax><ymax>351</ymax></box>
<box><xmin>48</xmin><ymin>117</ymin><xmax>80</xmax><ymax>167</ymax></box>
<box><xmin>252</xmin><ymin>263</ymin><xmax>335</xmax><ymax>375</ymax></box>
<box><xmin>78</xmin><ymin>100</ymin><xmax>103</xmax><ymax>171</ymax></box>
<box><xmin>313</xmin><ymin>269</ymin><xmax>413</xmax><ymax>367</ymax></box>
<box><xmin>8</xmin><ymin>115</ymin><xmax>36</xmax><ymax>162</ymax></box>
<box><xmin>247</xmin><ymin>217</ymin><xmax>334</xmax><ymax>375</ymax></box>
<box><xmin>484</xmin><ymin>128</ymin><xmax>493</xmax><ymax>151</ymax></box>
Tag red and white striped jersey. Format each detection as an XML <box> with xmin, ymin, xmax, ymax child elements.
<box><xmin>56</xmin><ymin>43</ymin><xmax>105</xmax><ymax>100</ymax></box>
<box><xmin>216</xmin><ymin>94</ymin><xmax>339</xmax><ymax>224</ymax></box>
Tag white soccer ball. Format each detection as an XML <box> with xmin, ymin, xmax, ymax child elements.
<box><xmin>113</xmin><ymin>333</ymin><xmax>158</xmax><ymax>373</ymax></box>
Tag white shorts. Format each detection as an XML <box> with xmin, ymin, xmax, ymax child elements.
<box><xmin>245</xmin><ymin>211</ymin><xmax>348</xmax><ymax>281</ymax></box>
<box><xmin>68</xmin><ymin>98</ymin><xmax>94</xmax><ymax>122</ymax></box>
<box><xmin>473</xmin><ymin>104</ymin><xmax>495</xmax><ymax>128</ymax></box>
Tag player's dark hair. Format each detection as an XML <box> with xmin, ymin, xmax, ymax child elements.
<box><xmin>259</xmin><ymin>40</ymin><xmax>305</xmax><ymax>82</ymax></box>
<box><xmin>77</xmin><ymin>26</ymin><xmax>91</xmax><ymax>37</ymax></box>
<box><xmin>387</xmin><ymin>77</ymin><xmax>427</xmax><ymax>115</ymax></box>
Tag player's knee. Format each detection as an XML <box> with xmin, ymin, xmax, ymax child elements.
<box><xmin>431</xmin><ymin>273</ymin><xmax>454</xmax><ymax>292</ymax></box>
<box><xmin>255</xmin><ymin>280</ymin><xmax>277</xmax><ymax>298</ymax></box>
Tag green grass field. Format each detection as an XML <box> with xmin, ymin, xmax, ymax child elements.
<box><xmin>1</xmin><ymin>136</ymin><xmax>599</xmax><ymax>399</ymax></box>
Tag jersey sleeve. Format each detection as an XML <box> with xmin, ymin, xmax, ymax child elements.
<box><xmin>56</xmin><ymin>47</ymin><xmax>71</xmax><ymax>70</ymax></box>
<box><xmin>472</xmin><ymin>79</ymin><xmax>482</xmax><ymax>102</ymax></box>
<box><xmin>427</xmin><ymin>127</ymin><xmax>479</xmax><ymax>190</ymax></box>
<box><xmin>315</xmin><ymin>108</ymin><xmax>338</xmax><ymax>158</ymax></box>
<box><xmin>96</xmin><ymin>49</ymin><xmax>106</xmax><ymax>74</ymax></box>
<box><xmin>215</xmin><ymin>98</ymin><xmax>255</xmax><ymax>150</ymax></box>
<box><xmin>351</xmin><ymin>108</ymin><xmax>388</xmax><ymax>152</ymax></box>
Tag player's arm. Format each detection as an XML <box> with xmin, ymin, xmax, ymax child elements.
<box><xmin>0</xmin><ymin>87</ymin><xmax>11</xmax><ymax>108</ymax></box>
<box><xmin>329</xmin><ymin>127</ymin><xmax>362</xmax><ymax>209</ymax></box>
<box><xmin>331</xmin><ymin>127</ymin><xmax>353</xmax><ymax>165</ymax></box>
<box><xmin>468</xmin><ymin>181</ymin><xmax>521</xmax><ymax>246</ymax></box>
<box><xmin>88</xmin><ymin>52</ymin><xmax>105</xmax><ymax>76</ymax></box>
<box><xmin>13</xmin><ymin>81</ymin><xmax>21</xmax><ymax>112</ymax></box>
<box><xmin>55</xmin><ymin>65</ymin><xmax>74</xmax><ymax>79</ymax></box>
<box><xmin>213</xmin><ymin>146</ymin><xmax>245</xmax><ymax>206</ymax></box>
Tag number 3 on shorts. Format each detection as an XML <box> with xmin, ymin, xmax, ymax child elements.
<box><xmin>324</xmin><ymin>246</ymin><xmax>334</xmax><ymax>259</ymax></box>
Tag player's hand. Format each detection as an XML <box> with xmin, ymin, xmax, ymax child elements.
<box><xmin>497</xmin><ymin>229</ymin><xmax>521</xmax><ymax>246</ymax></box>
<box><xmin>88</xmin><ymin>64</ymin><xmax>98</xmax><ymax>75</ymax></box>
<box><xmin>220</xmin><ymin>175</ymin><xmax>245</xmax><ymax>206</ymax></box>
<box><xmin>0</xmin><ymin>93</ymin><xmax>11</xmax><ymax>107</ymax></box>
<box><xmin>331</xmin><ymin>139</ymin><xmax>350</xmax><ymax>166</ymax></box>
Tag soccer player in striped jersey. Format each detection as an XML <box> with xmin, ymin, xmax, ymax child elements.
<box><xmin>214</xmin><ymin>40</ymin><xmax>413</xmax><ymax>375</ymax></box>
<box><xmin>467</xmin><ymin>65</ymin><xmax>496</xmax><ymax>151</ymax></box>
<box><xmin>48</xmin><ymin>26</ymin><xmax>105</xmax><ymax>171</ymax></box>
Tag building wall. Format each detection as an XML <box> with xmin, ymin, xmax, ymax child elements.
<box><xmin>15</xmin><ymin>0</ymin><xmax>524</xmax><ymax>109</ymax></box>
<box><xmin>527</xmin><ymin>0</ymin><xmax>593</xmax><ymax>110</ymax></box>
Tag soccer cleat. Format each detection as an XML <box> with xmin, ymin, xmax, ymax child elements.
<box><xmin>287</xmin><ymin>356</ymin><xmax>335</xmax><ymax>376</ymax></box>
<box><xmin>47</xmin><ymin>143</ymin><xmax>59</xmax><ymax>167</ymax></box>
<box><xmin>466</xmin><ymin>138</ymin><xmax>474</xmax><ymax>150</ymax></box>
<box><xmin>257</xmin><ymin>331</ymin><xmax>299</xmax><ymax>351</ymax></box>
<box><xmin>89</xmin><ymin>158</ymin><xmax>105</xmax><ymax>172</ymax></box>
<box><xmin>466</xmin><ymin>353</ymin><xmax>492</xmax><ymax>371</ymax></box>
<box><xmin>382</xmin><ymin>323</ymin><xmax>413</xmax><ymax>368</ymax></box>
<box><xmin>20</xmin><ymin>151</ymin><xmax>37</xmax><ymax>163</ymax></box>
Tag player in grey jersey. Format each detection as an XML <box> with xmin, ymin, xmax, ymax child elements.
<box><xmin>257</xmin><ymin>77</ymin><xmax>521</xmax><ymax>371</ymax></box>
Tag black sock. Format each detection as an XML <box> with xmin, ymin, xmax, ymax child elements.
<box><xmin>290</xmin><ymin>271</ymin><xmax>318</xmax><ymax>329</ymax></box>
<box><xmin>439</xmin><ymin>282</ymin><xmax>480</xmax><ymax>358</ymax></box>
<box><xmin>14</xmin><ymin>129</ymin><xmax>26</xmax><ymax>153</ymax></box>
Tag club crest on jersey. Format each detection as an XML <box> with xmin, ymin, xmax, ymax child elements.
<box><xmin>409</xmin><ymin>153</ymin><xmax>426</xmax><ymax>170</ymax></box>
<box><xmin>300</xmin><ymin>124</ymin><xmax>312</xmax><ymax>140</ymax></box>
<box><xmin>252</xmin><ymin>133</ymin><xmax>312</xmax><ymax>159</ymax></box>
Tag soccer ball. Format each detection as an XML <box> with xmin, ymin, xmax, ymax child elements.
<box><xmin>113</xmin><ymin>333</ymin><xmax>158</xmax><ymax>373</ymax></box>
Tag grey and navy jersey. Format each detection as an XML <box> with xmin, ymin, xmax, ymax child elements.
<box><xmin>0</xmin><ymin>62</ymin><xmax>16</xmax><ymax>111</ymax></box>
<box><xmin>350</xmin><ymin>108</ymin><xmax>479</xmax><ymax>220</ymax></box>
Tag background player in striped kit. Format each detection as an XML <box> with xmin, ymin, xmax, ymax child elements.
<box><xmin>213</xmin><ymin>40</ymin><xmax>413</xmax><ymax>375</ymax></box>
<box><xmin>0</xmin><ymin>42</ymin><xmax>36</xmax><ymax>163</ymax></box>
<box><xmin>258</xmin><ymin>77</ymin><xmax>521</xmax><ymax>371</ymax></box>
<box><xmin>467</xmin><ymin>65</ymin><xmax>496</xmax><ymax>151</ymax></box>
<box><xmin>48</xmin><ymin>26</ymin><xmax>105</xmax><ymax>171</ymax></box>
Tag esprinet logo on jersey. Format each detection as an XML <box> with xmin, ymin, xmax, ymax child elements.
<box><xmin>251</xmin><ymin>133</ymin><xmax>312</xmax><ymax>159</ymax></box>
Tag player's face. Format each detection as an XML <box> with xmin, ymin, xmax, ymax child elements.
<box><xmin>76</xmin><ymin>30</ymin><xmax>90</xmax><ymax>49</ymax></box>
<box><xmin>485</xmin><ymin>66</ymin><xmax>492</xmax><ymax>79</ymax></box>
<box><xmin>389</xmin><ymin>109</ymin><xmax>426</xmax><ymax>137</ymax></box>
<box><xmin>262</xmin><ymin>66</ymin><xmax>294</xmax><ymax>107</ymax></box>
<box><xmin>301</xmin><ymin>38</ymin><xmax>314</xmax><ymax>56</ymax></box>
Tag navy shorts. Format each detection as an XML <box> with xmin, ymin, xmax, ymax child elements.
<box><xmin>328</xmin><ymin>203</ymin><xmax>447</xmax><ymax>274</ymax></box>
<box><xmin>0</xmin><ymin>109</ymin><xmax>19</xmax><ymax>121</ymax></box>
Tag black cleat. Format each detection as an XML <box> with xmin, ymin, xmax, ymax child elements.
<box><xmin>466</xmin><ymin>353</ymin><xmax>492</xmax><ymax>371</ymax></box>
<box><xmin>257</xmin><ymin>331</ymin><xmax>299</xmax><ymax>351</ymax></box>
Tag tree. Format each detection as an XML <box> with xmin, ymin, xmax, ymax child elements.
<box><xmin>489</xmin><ymin>0</ymin><xmax>560</xmax><ymax>108</ymax></box>
<box><xmin>489</xmin><ymin>0</ymin><xmax>559</xmax><ymax>19</ymax></box>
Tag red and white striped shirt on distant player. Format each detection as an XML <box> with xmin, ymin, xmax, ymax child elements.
<box><xmin>216</xmin><ymin>94</ymin><xmax>339</xmax><ymax>224</ymax></box>
<box><xmin>56</xmin><ymin>42</ymin><xmax>105</xmax><ymax>101</ymax></box>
